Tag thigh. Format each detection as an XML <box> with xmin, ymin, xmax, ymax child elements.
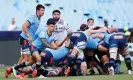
<box><xmin>32</xmin><ymin>51</ymin><xmax>41</xmax><ymax>61</ymax></box>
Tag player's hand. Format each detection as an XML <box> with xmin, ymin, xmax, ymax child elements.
<box><xmin>27</xmin><ymin>36</ymin><xmax>33</xmax><ymax>44</ymax></box>
<box><xmin>65</xmin><ymin>36</ymin><xmax>70</xmax><ymax>40</ymax></box>
<box><xmin>67</xmin><ymin>32</ymin><xmax>72</xmax><ymax>38</ymax></box>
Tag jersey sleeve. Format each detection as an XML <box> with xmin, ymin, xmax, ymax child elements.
<box><xmin>39</xmin><ymin>31</ymin><xmax>48</xmax><ymax>39</ymax></box>
<box><xmin>27</xmin><ymin>15</ymin><xmax>35</xmax><ymax>25</ymax></box>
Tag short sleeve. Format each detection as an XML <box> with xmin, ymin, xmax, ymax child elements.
<box><xmin>39</xmin><ymin>31</ymin><xmax>48</xmax><ymax>39</ymax></box>
<box><xmin>27</xmin><ymin>15</ymin><xmax>35</xmax><ymax>25</ymax></box>
<box><xmin>53</xmin><ymin>34</ymin><xmax>58</xmax><ymax>41</ymax></box>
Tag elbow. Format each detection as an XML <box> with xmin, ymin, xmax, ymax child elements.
<box><xmin>98</xmin><ymin>45</ymin><xmax>108</xmax><ymax>52</ymax></box>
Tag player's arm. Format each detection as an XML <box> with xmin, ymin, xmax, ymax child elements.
<box><xmin>22</xmin><ymin>16</ymin><xmax>35</xmax><ymax>43</ymax></box>
<box><xmin>40</xmin><ymin>31</ymin><xmax>57</xmax><ymax>49</ymax></box>
<box><xmin>22</xmin><ymin>21</ymin><xmax>33</xmax><ymax>43</ymax></box>
<box><xmin>22</xmin><ymin>21</ymin><xmax>30</xmax><ymax>36</ymax></box>
<box><xmin>97</xmin><ymin>44</ymin><xmax>108</xmax><ymax>52</ymax></box>
<box><xmin>128</xmin><ymin>30</ymin><xmax>133</xmax><ymax>42</ymax></box>
<box><xmin>64</xmin><ymin>21</ymin><xmax>72</xmax><ymax>35</ymax></box>
<box><xmin>41</xmin><ymin>38</ymin><xmax>57</xmax><ymax>49</ymax></box>
<box><xmin>87</xmin><ymin>28</ymin><xmax>107</xmax><ymax>35</ymax></box>
<box><xmin>54</xmin><ymin>37</ymin><xmax>67</xmax><ymax>47</ymax></box>
<box><xmin>91</xmin><ymin>33</ymin><xmax>104</xmax><ymax>39</ymax></box>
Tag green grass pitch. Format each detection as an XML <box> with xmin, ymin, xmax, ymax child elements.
<box><xmin>0</xmin><ymin>62</ymin><xmax>133</xmax><ymax>80</ymax></box>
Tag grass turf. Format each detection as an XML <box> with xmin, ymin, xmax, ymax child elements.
<box><xmin>0</xmin><ymin>62</ymin><xmax>133</xmax><ymax>80</ymax></box>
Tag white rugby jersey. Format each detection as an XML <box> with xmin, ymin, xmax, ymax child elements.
<box><xmin>54</xmin><ymin>18</ymin><xmax>71</xmax><ymax>41</ymax></box>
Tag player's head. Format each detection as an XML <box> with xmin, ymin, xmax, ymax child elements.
<box><xmin>87</xmin><ymin>18</ymin><xmax>94</xmax><ymax>26</ymax></box>
<box><xmin>52</xmin><ymin>10</ymin><xmax>61</xmax><ymax>21</ymax></box>
<box><xmin>104</xmin><ymin>19</ymin><xmax>108</xmax><ymax>28</ymax></box>
<box><xmin>79</xmin><ymin>24</ymin><xmax>88</xmax><ymax>31</ymax></box>
<box><xmin>36</xmin><ymin>4</ymin><xmax>45</xmax><ymax>17</ymax></box>
<box><xmin>47</xmin><ymin>18</ymin><xmax>56</xmax><ymax>32</ymax></box>
<box><xmin>108</xmin><ymin>26</ymin><xmax>118</xmax><ymax>33</ymax></box>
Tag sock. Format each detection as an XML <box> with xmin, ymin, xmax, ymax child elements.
<box><xmin>125</xmin><ymin>58</ymin><xmax>132</xmax><ymax>71</ymax></box>
<box><xmin>36</xmin><ymin>61</ymin><xmax>41</xmax><ymax>69</ymax></box>
<box><xmin>67</xmin><ymin>54</ymin><xmax>75</xmax><ymax>66</ymax></box>
<box><xmin>14</xmin><ymin>62</ymin><xmax>28</xmax><ymax>70</ymax></box>
<box><xmin>109</xmin><ymin>58</ymin><xmax>115</xmax><ymax>67</ymax></box>
<box><xmin>76</xmin><ymin>59</ymin><xmax>82</xmax><ymax>69</ymax></box>
<box><xmin>115</xmin><ymin>60</ymin><xmax>121</xmax><ymax>73</ymax></box>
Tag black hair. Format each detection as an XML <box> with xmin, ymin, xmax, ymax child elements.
<box><xmin>46</xmin><ymin>18</ymin><xmax>56</xmax><ymax>25</ymax></box>
<box><xmin>87</xmin><ymin>18</ymin><xmax>94</xmax><ymax>22</ymax></box>
<box><xmin>52</xmin><ymin>10</ymin><xmax>61</xmax><ymax>14</ymax></box>
<box><xmin>36</xmin><ymin>4</ymin><xmax>45</xmax><ymax>11</ymax></box>
<box><xmin>80</xmin><ymin>24</ymin><xmax>88</xmax><ymax>31</ymax></box>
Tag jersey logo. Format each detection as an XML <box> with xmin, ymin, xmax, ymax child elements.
<box><xmin>72</xmin><ymin>33</ymin><xmax>80</xmax><ymax>37</ymax></box>
<box><xmin>114</xmin><ymin>35</ymin><xmax>123</xmax><ymax>39</ymax></box>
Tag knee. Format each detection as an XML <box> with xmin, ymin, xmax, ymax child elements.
<box><xmin>125</xmin><ymin>57</ymin><xmax>131</xmax><ymax>63</ymax></box>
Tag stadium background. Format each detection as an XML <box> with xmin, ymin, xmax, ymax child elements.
<box><xmin>0</xmin><ymin>0</ymin><xmax>133</xmax><ymax>66</ymax></box>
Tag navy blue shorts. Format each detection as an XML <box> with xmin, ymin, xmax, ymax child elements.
<box><xmin>29</xmin><ymin>45</ymin><xmax>41</xmax><ymax>55</ymax></box>
<box><xmin>41</xmin><ymin>50</ymin><xmax>53</xmax><ymax>65</ymax></box>
<box><xmin>109</xmin><ymin>34</ymin><xmax>127</xmax><ymax>49</ymax></box>
<box><xmin>70</xmin><ymin>32</ymin><xmax>87</xmax><ymax>47</ymax></box>
<box><xmin>19</xmin><ymin>36</ymin><xmax>30</xmax><ymax>52</ymax></box>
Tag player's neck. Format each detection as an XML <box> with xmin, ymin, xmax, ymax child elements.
<box><xmin>36</xmin><ymin>13</ymin><xmax>41</xmax><ymax>20</ymax></box>
<box><xmin>47</xmin><ymin>30</ymin><xmax>52</xmax><ymax>37</ymax></box>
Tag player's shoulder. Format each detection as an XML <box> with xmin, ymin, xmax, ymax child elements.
<box><xmin>28</xmin><ymin>14</ymin><xmax>37</xmax><ymax>19</ymax></box>
<box><xmin>58</xmin><ymin>18</ymin><xmax>67</xmax><ymax>24</ymax></box>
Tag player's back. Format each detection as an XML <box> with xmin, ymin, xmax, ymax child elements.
<box><xmin>70</xmin><ymin>32</ymin><xmax>86</xmax><ymax>43</ymax></box>
<box><xmin>46</xmin><ymin>47</ymin><xmax>70</xmax><ymax>61</ymax></box>
<box><xmin>86</xmin><ymin>36</ymin><xmax>99</xmax><ymax>49</ymax></box>
<box><xmin>104</xmin><ymin>33</ymin><xmax>114</xmax><ymax>44</ymax></box>
<box><xmin>93</xmin><ymin>31</ymin><xmax>109</xmax><ymax>43</ymax></box>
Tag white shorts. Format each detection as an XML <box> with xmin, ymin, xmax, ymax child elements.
<box><xmin>21</xmin><ymin>48</ymin><xmax>31</xmax><ymax>55</ymax></box>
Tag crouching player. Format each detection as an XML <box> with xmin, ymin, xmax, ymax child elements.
<box><xmin>64</xmin><ymin>31</ymin><xmax>88</xmax><ymax>76</ymax></box>
<box><xmin>93</xmin><ymin>32</ymin><xmax>133</xmax><ymax>75</ymax></box>
<box><xmin>11</xmin><ymin>39</ymin><xmax>72</xmax><ymax>78</ymax></box>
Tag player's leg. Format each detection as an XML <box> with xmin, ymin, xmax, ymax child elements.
<box><xmin>46</xmin><ymin>67</ymin><xmax>63</xmax><ymax>77</ymax></box>
<box><xmin>17</xmin><ymin>49</ymin><xmax>24</xmax><ymax>64</ymax></box>
<box><xmin>119</xmin><ymin>34</ymin><xmax>132</xmax><ymax>74</ymax></box>
<box><xmin>115</xmin><ymin>54</ymin><xmax>121</xmax><ymax>74</ymax></box>
<box><xmin>108</xmin><ymin>47</ymin><xmax>118</xmax><ymax>75</ymax></box>
<box><xmin>120</xmin><ymin>48</ymin><xmax>133</xmax><ymax>74</ymax></box>
<box><xmin>101</xmin><ymin>54</ymin><xmax>110</xmax><ymax>74</ymax></box>
<box><xmin>12</xmin><ymin>55</ymin><xmax>36</xmax><ymax>77</ymax></box>
<box><xmin>75</xmin><ymin>43</ymin><xmax>87</xmax><ymax>76</ymax></box>
<box><xmin>35</xmin><ymin>67</ymin><xmax>62</xmax><ymax>78</ymax></box>
<box><xmin>76</xmin><ymin>61</ymin><xmax>87</xmax><ymax>76</ymax></box>
<box><xmin>64</xmin><ymin>49</ymin><xmax>77</xmax><ymax>76</ymax></box>
<box><xmin>12</xmin><ymin>45</ymin><xmax>39</xmax><ymax>77</ymax></box>
<box><xmin>18</xmin><ymin>37</ymin><xmax>31</xmax><ymax>64</ymax></box>
<box><xmin>32</xmin><ymin>51</ymin><xmax>41</xmax><ymax>69</ymax></box>
<box><xmin>108</xmin><ymin>35</ymin><xmax>120</xmax><ymax>75</ymax></box>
